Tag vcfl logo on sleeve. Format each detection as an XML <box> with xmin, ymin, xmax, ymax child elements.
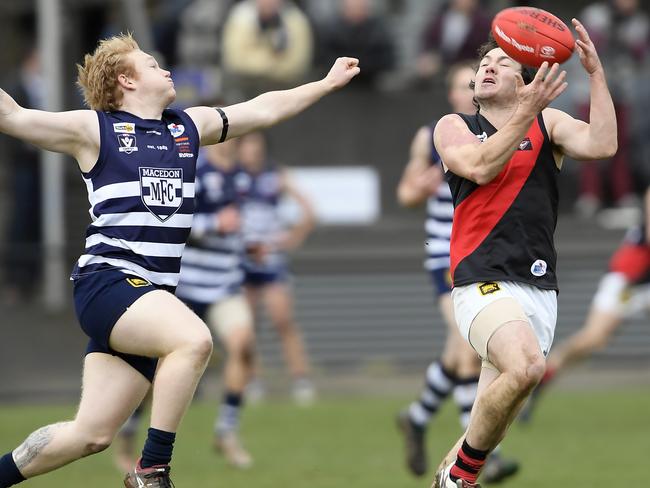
<box><xmin>117</xmin><ymin>134</ymin><xmax>138</xmax><ymax>154</ymax></box>
<box><xmin>139</xmin><ymin>167</ymin><xmax>184</xmax><ymax>222</ymax></box>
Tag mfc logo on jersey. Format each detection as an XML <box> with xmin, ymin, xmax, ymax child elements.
<box><xmin>139</xmin><ymin>167</ymin><xmax>184</xmax><ymax>222</ymax></box>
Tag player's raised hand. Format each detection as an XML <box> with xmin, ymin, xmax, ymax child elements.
<box><xmin>323</xmin><ymin>57</ymin><xmax>361</xmax><ymax>91</ymax></box>
<box><xmin>572</xmin><ymin>18</ymin><xmax>603</xmax><ymax>75</ymax></box>
<box><xmin>515</xmin><ymin>61</ymin><xmax>567</xmax><ymax>114</ymax></box>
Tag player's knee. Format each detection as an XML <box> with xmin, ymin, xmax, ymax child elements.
<box><xmin>526</xmin><ymin>356</ymin><xmax>546</xmax><ymax>386</ymax></box>
<box><xmin>510</xmin><ymin>355</ymin><xmax>545</xmax><ymax>392</ymax></box>
<box><xmin>184</xmin><ymin>329</ymin><xmax>213</xmax><ymax>365</ymax></box>
<box><xmin>274</xmin><ymin>318</ymin><xmax>295</xmax><ymax>335</ymax></box>
<box><xmin>83</xmin><ymin>433</ymin><xmax>113</xmax><ymax>455</ymax></box>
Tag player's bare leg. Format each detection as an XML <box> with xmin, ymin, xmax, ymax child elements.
<box><xmin>434</xmin><ymin>319</ymin><xmax>544</xmax><ymax>486</ymax></box>
<box><xmin>113</xmin><ymin>400</ymin><xmax>149</xmax><ymax>473</ymax></box>
<box><xmin>10</xmin><ymin>353</ymin><xmax>150</xmax><ymax>478</ymax></box>
<box><xmin>548</xmin><ymin>308</ymin><xmax>622</xmax><ymax>372</ymax></box>
<box><xmin>466</xmin><ymin>321</ymin><xmax>545</xmax><ymax>448</ymax></box>
<box><xmin>243</xmin><ymin>286</ymin><xmax>268</xmax><ymax>402</ymax></box>
<box><xmin>213</xmin><ymin>320</ymin><xmax>255</xmax><ymax>469</ymax></box>
<box><xmin>110</xmin><ymin>290</ymin><xmax>212</xmax><ymax>487</ymax></box>
<box><xmin>110</xmin><ymin>290</ymin><xmax>213</xmax><ymax>433</ymax></box>
<box><xmin>263</xmin><ymin>282</ymin><xmax>315</xmax><ymax>404</ymax></box>
<box><xmin>221</xmin><ymin>328</ymin><xmax>255</xmax><ymax>398</ymax></box>
<box><xmin>439</xmin><ymin>294</ymin><xmax>480</xmax><ymax>378</ymax></box>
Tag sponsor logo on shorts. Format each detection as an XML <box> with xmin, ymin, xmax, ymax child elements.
<box><xmin>479</xmin><ymin>282</ymin><xmax>500</xmax><ymax>295</ymax></box>
<box><xmin>126</xmin><ymin>277</ymin><xmax>151</xmax><ymax>288</ymax></box>
<box><xmin>113</xmin><ymin>122</ymin><xmax>135</xmax><ymax>134</ymax></box>
<box><xmin>530</xmin><ymin>259</ymin><xmax>548</xmax><ymax>276</ymax></box>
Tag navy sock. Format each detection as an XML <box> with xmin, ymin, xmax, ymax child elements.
<box><xmin>0</xmin><ymin>453</ymin><xmax>26</xmax><ymax>487</ymax></box>
<box><xmin>216</xmin><ymin>392</ymin><xmax>243</xmax><ymax>434</ymax></box>
<box><xmin>140</xmin><ymin>428</ymin><xmax>176</xmax><ymax>468</ymax></box>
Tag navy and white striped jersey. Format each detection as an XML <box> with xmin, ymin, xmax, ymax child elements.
<box><xmin>72</xmin><ymin>109</ymin><xmax>199</xmax><ymax>287</ymax></box>
<box><xmin>175</xmin><ymin>154</ymin><xmax>244</xmax><ymax>304</ymax></box>
<box><xmin>237</xmin><ymin>164</ymin><xmax>287</xmax><ymax>272</ymax></box>
<box><xmin>425</xmin><ymin>123</ymin><xmax>454</xmax><ymax>272</ymax></box>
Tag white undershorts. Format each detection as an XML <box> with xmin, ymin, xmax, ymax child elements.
<box><xmin>452</xmin><ymin>280</ymin><xmax>557</xmax><ymax>358</ymax></box>
<box><xmin>205</xmin><ymin>294</ymin><xmax>253</xmax><ymax>341</ymax></box>
<box><xmin>591</xmin><ymin>271</ymin><xmax>650</xmax><ymax>318</ymax></box>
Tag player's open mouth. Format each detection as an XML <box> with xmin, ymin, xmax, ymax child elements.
<box><xmin>482</xmin><ymin>77</ymin><xmax>496</xmax><ymax>85</ymax></box>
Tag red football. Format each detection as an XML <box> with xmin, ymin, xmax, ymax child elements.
<box><xmin>491</xmin><ymin>7</ymin><xmax>575</xmax><ymax>67</ymax></box>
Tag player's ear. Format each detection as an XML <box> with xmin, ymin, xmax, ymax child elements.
<box><xmin>117</xmin><ymin>73</ymin><xmax>135</xmax><ymax>91</ymax></box>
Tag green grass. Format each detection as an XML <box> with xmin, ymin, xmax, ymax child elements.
<box><xmin>1</xmin><ymin>388</ymin><xmax>649</xmax><ymax>487</ymax></box>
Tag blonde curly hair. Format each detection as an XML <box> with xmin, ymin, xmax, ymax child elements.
<box><xmin>77</xmin><ymin>33</ymin><xmax>140</xmax><ymax>111</ymax></box>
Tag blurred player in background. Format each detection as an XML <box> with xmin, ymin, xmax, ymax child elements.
<box><xmin>520</xmin><ymin>188</ymin><xmax>650</xmax><ymax>421</ymax></box>
<box><xmin>432</xmin><ymin>21</ymin><xmax>616</xmax><ymax>488</ymax></box>
<box><xmin>175</xmin><ymin>139</ymin><xmax>255</xmax><ymax>469</ymax></box>
<box><xmin>396</xmin><ymin>63</ymin><xmax>518</xmax><ymax>484</ymax></box>
<box><xmin>0</xmin><ymin>32</ymin><xmax>359</xmax><ymax>488</ymax></box>
<box><xmin>237</xmin><ymin>132</ymin><xmax>317</xmax><ymax>405</ymax></box>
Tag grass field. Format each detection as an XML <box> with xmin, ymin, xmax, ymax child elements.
<box><xmin>1</xmin><ymin>388</ymin><xmax>648</xmax><ymax>487</ymax></box>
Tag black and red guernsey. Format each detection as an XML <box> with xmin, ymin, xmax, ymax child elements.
<box><xmin>446</xmin><ymin>112</ymin><xmax>560</xmax><ymax>291</ymax></box>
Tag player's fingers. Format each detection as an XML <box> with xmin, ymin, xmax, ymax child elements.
<box><xmin>544</xmin><ymin>63</ymin><xmax>560</xmax><ymax>83</ymax></box>
<box><xmin>533</xmin><ymin>62</ymin><xmax>549</xmax><ymax>85</ymax></box>
<box><xmin>550</xmin><ymin>81</ymin><xmax>568</xmax><ymax>100</ymax></box>
<box><xmin>549</xmin><ymin>70</ymin><xmax>567</xmax><ymax>92</ymax></box>
<box><xmin>572</xmin><ymin>18</ymin><xmax>592</xmax><ymax>43</ymax></box>
<box><xmin>576</xmin><ymin>39</ymin><xmax>592</xmax><ymax>52</ymax></box>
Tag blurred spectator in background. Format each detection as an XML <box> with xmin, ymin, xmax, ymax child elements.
<box><xmin>172</xmin><ymin>0</ymin><xmax>238</xmax><ymax>107</ymax></box>
<box><xmin>415</xmin><ymin>0</ymin><xmax>491</xmax><ymax>82</ymax></box>
<box><xmin>221</xmin><ymin>0</ymin><xmax>314</xmax><ymax>99</ymax></box>
<box><xmin>177</xmin><ymin>0</ymin><xmax>237</xmax><ymax>68</ymax></box>
<box><xmin>236</xmin><ymin>132</ymin><xmax>317</xmax><ymax>405</ymax></box>
<box><xmin>150</xmin><ymin>0</ymin><xmax>195</xmax><ymax>67</ymax></box>
<box><xmin>573</xmin><ymin>0</ymin><xmax>649</xmax><ymax>218</ymax></box>
<box><xmin>2</xmin><ymin>46</ymin><xmax>43</xmax><ymax>304</ymax></box>
<box><xmin>316</xmin><ymin>0</ymin><xmax>395</xmax><ymax>87</ymax></box>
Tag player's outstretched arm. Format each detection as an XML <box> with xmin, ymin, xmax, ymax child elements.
<box><xmin>545</xmin><ymin>19</ymin><xmax>617</xmax><ymax>161</ymax></box>
<box><xmin>397</xmin><ymin>126</ymin><xmax>442</xmax><ymax>207</ymax></box>
<box><xmin>435</xmin><ymin>62</ymin><xmax>567</xmax><ymax>185</ymax></box>
<box><xmin>0</xmin><ymin>87</ymin><xmax>98</xmax><ymax>161</ymax></box>
<box><xmin>186</xmin><ymin>57</ymin><xmax>360</xmax><ymax>146</ymax></box>
<box><xmin>277</xmin><ymin>171</ymin><xmax>316</xmax><ymax>252</ymax></box>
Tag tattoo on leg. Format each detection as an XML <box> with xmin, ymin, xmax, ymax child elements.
<box><xmin>12</xmin><ymin>423</ymin><xmax>66</xmax><ymax>470</ymax></box>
